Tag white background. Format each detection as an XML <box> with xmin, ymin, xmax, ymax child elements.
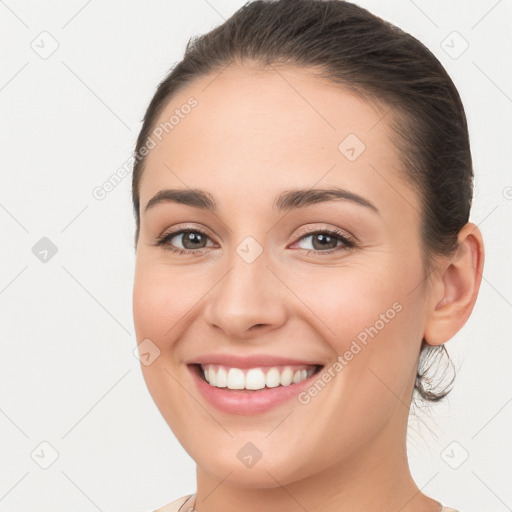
<box><xmin>0</xmin><ymin>1</ymin><xmax>511</xmax><ymax>511</ymax></box>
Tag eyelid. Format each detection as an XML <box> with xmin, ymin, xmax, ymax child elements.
<box><xmin>291</xmin><ymin>224</ymin><xmax>357</xmax><ymax>245</ymax></box>
<box><xmin>157</xmin><ymin>223</ymin><xmax>216</xmax><ymax>241</ymax></box>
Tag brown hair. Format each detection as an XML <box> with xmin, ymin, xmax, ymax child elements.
<box><xmin>131</xmin><ymin>0</ymin><xmax>469</xmax><ymax>403</ymax></box>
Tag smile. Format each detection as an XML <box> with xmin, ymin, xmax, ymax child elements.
<box><xmin>200</xmin><ymin>363</ymin><xmax>319</xmax><ymax>390</ymax></box>
<box><xmin>187</xmin><ymin>362</ymin><xmax>324</xmax><ymax>415</ymax></box>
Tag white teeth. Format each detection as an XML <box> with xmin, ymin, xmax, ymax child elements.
<box><xmin>246</xmin><ymin>368</ymin><xmax>266</xmax><ymax>390</ymax></box>
<box><xmin>208</xmin><ymin>366</ymin><xmax>216</xmax><ymax>386</ymax></box>
<box><xmin>227</xmin><ymin>368</ymin><xmax>245</xmax><ymax>389</ymax></box>
<box><xmin>280</xmin><ymin>367</ymin><xmax>293</xmax><ymax>386</ymax></box>
<box><xmin>216</xmin><ymin>366</ymin><xmax>227</xmax><ymax>387</ymax></box>
<box><xmin>201</xmin><ymin>364</ymin><xmax>317</xmax><ymax>390</ymax></box>
<box><xmin>266</xmin><ymin>367</ymin><xmax>281</xmax><ymax>388</ymax></box>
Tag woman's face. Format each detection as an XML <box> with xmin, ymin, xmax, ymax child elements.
<box><xmin>133</xmin><ymin>64</ymin><xmax>431</xmax><ymax>487</ymax></box>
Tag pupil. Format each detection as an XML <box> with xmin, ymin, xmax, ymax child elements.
<box><xmin>313</xmin><ymin>233</ymin><xmax>336</xmax><ymax>250</ymax></box>
<box><xmin>183</xmin><ymin>231</ymin><xmax>204</xmax><ymax>249</ymax></box>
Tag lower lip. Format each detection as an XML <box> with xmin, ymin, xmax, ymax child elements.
<box><xmin>187</xmin><ymin>364</ymin><xmax>322</xmax><ymax>415</ymax></box>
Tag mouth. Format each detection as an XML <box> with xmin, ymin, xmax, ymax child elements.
<box><xmin>189</xmin><ymin>363</ymin><xmax>324</xmax><ymax>392</ymax></box>
<box><xmin>185</xmin><ymin>353</ymin><xmax>327</xmax><ymax>414</ymax></box>
<box><xmin>187</xmin><ymin>362</ymin><xmax>324</xmax><ymax>415</ymax></box>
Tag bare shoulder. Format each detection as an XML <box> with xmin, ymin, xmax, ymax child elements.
<box><xmin>153</xmin><ymin>494</ymin><xmax>194</xmax><ymax>512</ymax></box>
<box><xmin>441</xmin><ymin>507</ymin><xmax>460</xmax><ymax>512</ymax></box>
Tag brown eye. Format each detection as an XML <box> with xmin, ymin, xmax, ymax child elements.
<box><xmin>293</xmin><ymin>229</ymin><xmax>356</xmax><ymax>254</ymax></box>
<box><xmin>309</xmin><ymin>233</ymin><xmax>339</xmax><ymax>251</ymax></box>
<box><xmin>174</xmin><ymin>231</ymin><xmax>208</xmax><ymax>250</ymax></box>
<box><xmin>155</xmin><ymin>228</ymin><xmax>215</xmax><ymax>254</ymax></box>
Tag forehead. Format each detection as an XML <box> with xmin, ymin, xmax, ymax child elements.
<box><xmin>138</xmin><ymin>63</ymin><xmax>417</xmax><ymax>216</ymax></box>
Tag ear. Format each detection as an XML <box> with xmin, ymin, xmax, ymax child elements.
<box><xmin>423</xmin><ymin>222</ymin><xmax>485</xmax><ymax>346</ymax></box>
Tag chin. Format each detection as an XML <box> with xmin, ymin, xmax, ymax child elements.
<box><xmin>195</xmin><ymin>448</ymin><xmax>315</xmax><ymax>489</ymax></box>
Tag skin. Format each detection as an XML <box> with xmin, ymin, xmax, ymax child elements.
<box><xmin>132</xmin><ymin>64</ymin><xmax>484</xmax><ymax>512</ymax></box>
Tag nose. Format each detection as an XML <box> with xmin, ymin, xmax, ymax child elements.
<box><xmin>203</xmin><ymin>247</ymin><xmax>288</xmax><ymax>340</ymax></box>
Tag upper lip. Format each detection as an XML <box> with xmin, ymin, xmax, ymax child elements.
<box><xmin>186</xmin><ymin>353</ymin><xmax>324</xmax><ymax>369</ymax></box>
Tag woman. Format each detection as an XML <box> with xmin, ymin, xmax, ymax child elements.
<box><xmin>131</xmin><ymin>1</ymin><xmax>484</xmax><ymax>510</ymax></box>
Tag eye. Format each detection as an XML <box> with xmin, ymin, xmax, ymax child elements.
<box><xmin>154</xmin><ymin>225</ymin><xmax>357</xmax><ymax>256</ymax></box>
<box><xmin>291</xmin><ymin>227</ymin><xmax>356</xmax><ymax>255</ymax></box>
<box><xmin>154</xmin><ymin>228</ymin><xmax>216</xmax><ymax>255</ymax></box>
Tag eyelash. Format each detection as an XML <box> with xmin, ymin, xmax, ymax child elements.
<box><xmin>154</xmin><ymin>226</ymin><xmax>357</xmax><ymax>256</ymax></box>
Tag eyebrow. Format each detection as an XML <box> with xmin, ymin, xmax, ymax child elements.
<box><xmin>144</xmin><ymin>187</ymin><xmax>380</xmax><ymax>215</ymax></box>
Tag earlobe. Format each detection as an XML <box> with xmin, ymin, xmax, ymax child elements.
<box><xmin>423</xmin><ymin>222</ymin><xmax>485</xmax><ymax>346</ymax></box>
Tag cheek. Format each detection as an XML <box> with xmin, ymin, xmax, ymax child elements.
<box><xmin>287</xmin><ymin>265</ymin><xmax>396</xmax><ymax>348</ymax></box>
<box><xmin>289</xmin><ymin>262</ymin><xmax>423</xmax><ymax>403</ymax></box>
<box><xmin>132</xmin><ymin>262</ymin><xmax>199</xmax><ymax>346</ymax></box>
<box><xmin>132</xmin><ymin>265</ymin><xmax>192</xmax><ymax>432</ymax></box>
<box><xmin>132</xmin><ymin>275</ymin><xmax>165</xmax><ymax>340</ymax></box>
<box><xmin>292</xmin><ymin>251</ymin><xmax>424</xmax><ymax>348</ymax></box>
<box><xmin>288</xmin><ymin>274</ymin><xmax>420</xmax><ymax>458</ymax></box>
